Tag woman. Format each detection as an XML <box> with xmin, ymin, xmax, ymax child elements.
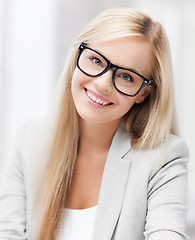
<box><xmin>0</xmin><ymin>8</ymin><xmax>189</xmax><ymax>240</ymax></box>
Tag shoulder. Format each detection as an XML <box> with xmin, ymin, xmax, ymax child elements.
<box><xmin>10</xmin><ymin>118</ymin><xmax>53</xmax><ymax>191</ymax></box>
<box><xmin>143</xmin><ymin>136</ymin><xmax>189</xmax><ymax>239</ymax></box>
<box><xmin>148</xmin><ymin>134</ymin><xmax>189</xmax><ymax>187</ymax></box>
<box><xmin>127</xmin><ymin>133</ymin><xmax>189</xmax><ymax>180</ymax></box>
<box><xmin>155</xmin><ymin>134</ymin><xmax>189</xmax><ymax>172</ymax></box>
<box><xmin>166</xmin><ymin>134</ymin><xmax>189</xmax><ymax>162</ymax></box>
<box><xmin>13</xmin><ymin>118</ymin><xmax>51</xmax><ymax>173</ymax></box>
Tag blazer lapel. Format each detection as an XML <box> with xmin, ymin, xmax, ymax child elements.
<box><xmin>93</xmin><ymin>125</ymin><xmax>132</xmax><ymax>240</ymax></box>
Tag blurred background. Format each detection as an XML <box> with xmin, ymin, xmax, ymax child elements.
<box><xmin>0</xmin><ymin>0</ymin><xmax>194</xmax><ymax>238</ymax></box>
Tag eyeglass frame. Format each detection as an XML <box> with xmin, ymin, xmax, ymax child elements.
<box><xmin>76</xmin><ymin>43</ymin><xmax>153</xmax><ymax>97</ymax></box>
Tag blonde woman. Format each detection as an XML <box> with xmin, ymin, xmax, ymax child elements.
<box><xmin>0</xmin><ymin>8</ymin><xmax>189</xmax><ymax>240</ymax></box>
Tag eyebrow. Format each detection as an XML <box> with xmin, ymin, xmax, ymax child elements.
<box><xmin>92</xmin><ymin>46</ymin><xmax>142</xmax><ymax>76</ymax></box>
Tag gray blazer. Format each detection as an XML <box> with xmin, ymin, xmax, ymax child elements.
<box><xmin>0</xmin><ymin>120</ymin><xmax>189</xmax><ymax>240</ymax></box>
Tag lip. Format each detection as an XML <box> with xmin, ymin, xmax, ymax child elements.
<box><xmin>84</xmin><ymin>87</ymin><xmax>113</xmax><ymax>108</ymax></box>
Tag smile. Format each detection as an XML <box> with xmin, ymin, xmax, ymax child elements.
<box><xmin>85</xmin><ymin>88</ymin><xmax>113</xmax><ymax>106</ymax></box>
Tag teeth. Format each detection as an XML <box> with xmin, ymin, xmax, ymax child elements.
<box><xmin>87</xmin><ymin>90</ymin><xmax>109</xmax><ymax>105</ymax></box>
<box><xmin>92</xmin><ymin>96</ymin><xmax>96</xmax><ymax>101</ymax></box>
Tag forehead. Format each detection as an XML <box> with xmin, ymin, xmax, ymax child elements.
<box><xmin>88</xmin><ymin>37</ymin><xmax>153</xmax><ymax>77</ymax></box>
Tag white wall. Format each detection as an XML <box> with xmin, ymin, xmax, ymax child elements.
<box><xmin>0</xmin><ymin>0</ymin><xmax>58</xmax><ymax>173</ymax></box>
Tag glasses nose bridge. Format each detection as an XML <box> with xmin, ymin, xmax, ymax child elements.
<box><xmin>107</xmin><ymin>62</ymin><xmax>117</xmax><ymax>72</ymax></box>
<box><xmin>95</xmin><ymin>62</ymin><xmax>115</xmax><ymax>91</ymax></box>
<box><xmin>104</xmin><ymin>62</ymin><xmax>117</xmax><ymax>78</ymax></box>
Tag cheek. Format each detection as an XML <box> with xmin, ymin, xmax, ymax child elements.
<box><xmin>71</xmin><ymin>68</ymin><xmax>89</xmax><ymax>89</ymax></box>
<box><xmin>71</xmin><ymin>70</ymin><xmax>80</xmax><ymax>89</ymax></box>
<box><xmin>111</xmin><ymin>95</ymin><xmax>137</xmax><ymax>121</ymax></box>
<box><xmin>71</xmin><ymin>69</ymin><xmax>84</xmax><ymax>99</ymax></box>
<box><xmin>117</xmin><ymin>94</ymin><xmax>137</xmax><ymax>113</ymax></box>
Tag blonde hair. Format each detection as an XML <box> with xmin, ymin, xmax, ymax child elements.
<box><xmin>36</xmin><ymin>8</ymin><xmax>178</xmax><ymax>239</ymax></box>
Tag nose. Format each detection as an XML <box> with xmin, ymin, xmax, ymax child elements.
<box><xmin>94</xmin><ymin>69</ymin><xmax>113</xmax><ymax>93</ymax></box>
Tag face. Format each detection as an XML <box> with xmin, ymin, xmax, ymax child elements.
<box><xmin>71</xmin><ymin>37</ymin><xmax>153</xmax><ymax>126</ymax></box>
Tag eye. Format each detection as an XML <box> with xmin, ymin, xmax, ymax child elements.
<box><xmin>90</xmin><ymin>57</ymin><xmax>102</xmax><ymax>66</ymax></box>
<box><xmin>120</xmin><ymin>73</ymin><xmax>133</xmax><ymax>82</ymax></box>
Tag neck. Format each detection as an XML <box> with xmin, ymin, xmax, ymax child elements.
<box><xmin>78</xmin><ymin>119</ymin><xmax>121</xmax><ymax>157</ymax></box>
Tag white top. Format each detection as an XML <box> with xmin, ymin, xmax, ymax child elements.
<box><xmin>58</xmin><ymin>205</ymin><xmax>97</xmax><ymax>240</ymax></box>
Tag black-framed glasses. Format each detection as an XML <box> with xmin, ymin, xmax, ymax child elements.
<box><xmin>76</xmin><ymin>43</ymin><xmax>153</xmax><ymax>97</ymax></box>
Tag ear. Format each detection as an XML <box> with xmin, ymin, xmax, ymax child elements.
<box><xmin>135</xmin><ymin>86</ymin><xmax>151</xmax><ymax>104</ymax></box>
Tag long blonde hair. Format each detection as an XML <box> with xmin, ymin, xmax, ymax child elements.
<box><xmin>36</xmin><ymin>8</ymin><xmax>178</xmax><ymax>239</ymax></box>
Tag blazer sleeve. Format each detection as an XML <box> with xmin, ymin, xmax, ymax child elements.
<box><xmin>0</xmin><ymin>124</ymin><xmax>27</xmax><ymax>240</ymax></box>
<box><xmin>144</xmin><ymin>137</ymin><xmax>189</xmax><ymax>240</ymax></box>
